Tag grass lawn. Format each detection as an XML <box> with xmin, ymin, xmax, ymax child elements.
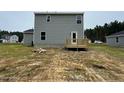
<box><xmin>0</xmin><ymin>43</ymin><xmax>124</xmax><ymax>82</ymax></box>
<box><xmin>90</xmin><ymin>44</ymin><xmax>124</xmax><ymax>60</ymax></box>
<box><xmin>0</xmin><ymin>43</ymin><xmax>33</xmax><ymax>59</ymax></box>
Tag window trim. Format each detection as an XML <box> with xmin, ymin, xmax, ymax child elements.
<box><xmin>71</xmin><ymin>31</ymin><xmax>78</xmax><ymax>44</ymax></box>
<box><xmin>41</xmin><ymin>32</ymin><xmax>46</xmax><ymax>40</ymax></box>
<box><xmin>76</xmin><ymin>15</ymin><xmax>82</xmax><ymax>24</ymax></box>
<box><xmin>46</xmin><ymin>15</ymin><xmax>51</xmax><ymax>23</ymax></box>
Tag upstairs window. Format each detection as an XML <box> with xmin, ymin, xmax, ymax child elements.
<box><xmin>41</xmin><ymin>32</ymin><xmax>46</xmax><ymax>40</ymax></box>
<box><xmin>46</xmin><ymin>15</ymin><xmax>51</xmax><ymax>22</ymax></box>
<box><xmin>76</xmin><ymin>15</ymin><xmax>82</xmax><ymax>24</ymax></box>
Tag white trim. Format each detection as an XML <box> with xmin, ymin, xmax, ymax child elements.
<box><xmin>41</xmin><ymin>32</ymin><xmax>46</xmax><ymax>40</ymax></box>
<box><xmin>35</xmin><ymin>12</ymin><xmax>84</xmax><ymax>15</ymax></box>
<box><xmin>76</xmin><ymin>15</ymin><xmax>82</xmax><ymax>24</ymax></box>
<box><xmin>82</xmin><ymin>13</ymin><xmax>84</xmax><ymax>39</ymax></box>
<box><xmin>116</xmin><ymin>37</ymin><xmax>119</xmax><ymax>43</ymax></box>
<box><xmin>106</xmin><ymin>34</ymin><xmax>124</xmax><ymax>38</ymax></box>
<box><xmin>71</xmin><ymin>31</ymin><xmax>78</xmax><ymax>44</ymax></box>
<box><xmin>76</xmin><ymin>15</ymin><xmax>82</xmax><ymax>20</ymax></box>
<box><xmin>46</xmin><ymin>15</ymin><xmax>51</xmax><ymax>23</ymax></box>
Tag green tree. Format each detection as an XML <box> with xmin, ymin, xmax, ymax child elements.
<box><xmin>85</xmin><ymin>20</ymin><xmax>124</xmax><ymax>43</ymax></box>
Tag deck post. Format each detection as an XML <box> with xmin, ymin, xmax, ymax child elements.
<box><xmin>77</xmin><ymin>39</ymin><xmax>78</xmax><ymax>51</ymax></box>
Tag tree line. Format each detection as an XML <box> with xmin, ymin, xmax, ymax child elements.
<box><xmin>0</xmin><ymin>30</ymin><xmax>23</xmax><ymax>42</ymax></box>
<box><xmin>84</xmin><ymin>20</ymin><xmax>124</xmax><ymax>42</ymax></box>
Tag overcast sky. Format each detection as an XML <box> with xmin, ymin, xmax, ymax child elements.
<box><xmin>0</xmin><ymin>11</ymin><xmax>124</xmax><ymax>32</ymax></box>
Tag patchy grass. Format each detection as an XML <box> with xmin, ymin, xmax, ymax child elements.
<box><xmin>0</xmin><ymin>43</ymin><xmax>33</xmax><ymax>59</ymax></box>
<box><xmin>90</xmin><ymin>44</ymin><xmax>124</xmax><ymax>59</ymax></box>
<box><xmin>0</xmin><ymin>43</ymin><xmax>124</xmax><ymax>81</ymax></box>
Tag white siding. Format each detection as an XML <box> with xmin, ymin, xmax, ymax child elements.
<box><xmin>9</xmin><ymin>35</ymin><xmax>19</xmax><ymax>43</ymax></box>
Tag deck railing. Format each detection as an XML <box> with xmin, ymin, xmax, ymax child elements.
<box><xmin>65</xmin><ymin>38</ymin><xmax>88</xmax><ymax>48</ymax></box>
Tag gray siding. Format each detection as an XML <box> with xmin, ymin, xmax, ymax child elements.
<box><xmin>23</xmin><ymin>33</ymin><xmax>33</xmax><ymax>46</ymax></box>
<box><xmin>34</xmin><ymin>14</ymin><xmax>84</xmax><ymax>48</ymax></box>
<box><xmin>106</xmin><ymin>36</ymin><xmax>124</xmax><ymax>47</ymax></box>
<box><xmin>119</xmin><ymin>36</ymin><xmax>124</xmax><ymax>46</ymax></box>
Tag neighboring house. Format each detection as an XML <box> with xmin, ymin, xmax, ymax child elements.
<box><xmin>32</xmin><ymin>12</ymin><xmax>84</xmax><ymax>48</ymax></box>
<box><xmin>0</xmin><ymin>39</ymin><xmax>8</xmax><ymax>43</ymax></box>
<box><xmin>1</xmin><ymin>34</ymin><xmax>11</xmax><ymax>42</ymax></box>
<box><xmin>106</xmin><ymin>31</ymin><xmax>124</xmax><ymax>47</ymax></box>
<box><xmin>9</xmin><ymin>35</ymin><xmax>19</xmax><ymax>43</ymax></box>
<box><xmin>1</xmin><ymin>34</ymin><xmax>19</xmax><ymax>43</ymax></box>
<box><xmin>23</xmin><ymin>29</ymin><xmax>34</xmax><ymax>46</ymax></box>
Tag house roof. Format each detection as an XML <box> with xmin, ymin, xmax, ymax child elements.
<box><xmin>106</xmin><ymin>31</ymin><xmax>124</xmax><ymax>38</ymax></box>
<box><xmin>34</xmin><ymin>12</ymin><xmax>84</xmax><ymax>15</ymax></box>
<box><xmin>1</xmin><ymin>34</ymin><xmax>11</xmax><ymax>39</ymax></box>
<box><xmin>23</xmin><ymin>29</ymin><xmax>34</xmax><ymax>34</ymax></box>
<box><xmin>112</xmin><ymin>31</ymin><xmax>124</xmax><ymax>35</ymax></box>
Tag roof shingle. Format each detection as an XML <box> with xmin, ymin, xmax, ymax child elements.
<box><xmin>23</xmin><ymin>29</ymin><xmax>34</xmax><ymax>34</ymax></box>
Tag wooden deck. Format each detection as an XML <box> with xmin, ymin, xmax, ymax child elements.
<box><xmin>65</xmin><ymin>38</ymin><xmax>88</xmax><ymax>49</ymax></box>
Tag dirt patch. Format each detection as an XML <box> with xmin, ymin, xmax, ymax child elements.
<box><xmin>0</xmin><ymin>48</ymin><xmax>124</xmax><ymax>81</ymax></box>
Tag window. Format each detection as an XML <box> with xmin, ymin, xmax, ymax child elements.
<box><xmin>46</xmin><ymin>15</ymin><xmax>51</xmax><ymax>22</ymax></box>
<box><xmin>41</xmin><ymin>32</ymin><xmax>46</xmax><ymax>40</ymax></box>
<box><xmin>116</xmin><ymin>37</ymin><xmax>118</xmax><ymax>43</ymax></box>
<box><xmin>76</xmin><ymin>15</ymin><xmax>82</xmax><ymax>24</ymax></box>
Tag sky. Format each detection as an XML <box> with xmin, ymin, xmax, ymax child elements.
<box><xmin>0</xmin><ymin>11</ymin><xmax>124</xmax><ymax>32</ymax></box>
<box><xmin>0</xmin><ymin>11</ymin><xmax>34</xmax><ymax>32</ymax></box>
<box><xmin>85</xmin><ymin>11</ymin><xmax>124</xmax><ymax>29</ymax></box>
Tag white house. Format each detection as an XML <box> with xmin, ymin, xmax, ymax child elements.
<box><xmin>1</xmin><ymin>34</ymin><xmax>11</xmax><ymax>42</ymax></box>
<box><xmin>1</xmin><ymin>34</ymin><xmax>19</xmax><ymax>43</ymax></box>
<box><xmin>9</xmin><ymin>35</ymin><xmax>19</xmax><ymax>43</ymax></box>
<box><xmin>106</xmin><ymin>31</ymin><xmax>124</xmax><ymax>47</ymax></box>
<box><xmin>0</xmin><ymin>39</ymin><xmax>8</xmax><ymax>43</ymax></box>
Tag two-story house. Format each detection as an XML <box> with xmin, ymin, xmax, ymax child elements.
<box><xmin>24</xmin><ymin>12</ymin><xmax>87</xmax><ymax>48</ymax></box>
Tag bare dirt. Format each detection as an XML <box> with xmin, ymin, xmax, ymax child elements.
<box><xmin>0</xmin><ymin>48</ymin><xmax>124</xmax><ymax>82</ymax></box>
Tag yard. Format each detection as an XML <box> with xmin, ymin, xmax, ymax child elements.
<box><xmin>0</xmin><ymin>43</ymin><xmax>124</xmax><ymax>81</ymax></box>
